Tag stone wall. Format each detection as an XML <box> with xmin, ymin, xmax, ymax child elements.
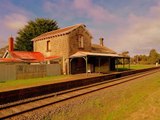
<box><xmin>33</xmin><ymin>26</ymin><xmax>92</xmax><ymax>74</ymax></box>
<box><xmin>69</xmin><ymin>26</ymin><xmax>92</xmax><ymax>55</ymax></box>
<box><xmin>34</xmin><ymin>35</ymin><xmax>70</xmax><ymax>58</ymax></box>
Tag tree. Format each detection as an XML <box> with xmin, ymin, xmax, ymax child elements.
<box><xmin>15</xmin><ymin>18</ymin><xmax>59</xmax><ymax>51</ymax></box>
<box><xmin>121</xmin><ymin>51</ymin><xmax>129</xmax><ymax>57</ymax></box>
<box><xmin>148</xmin><ymin>49</ymin><xmax>159</xmax><ymax>64</ymax></box>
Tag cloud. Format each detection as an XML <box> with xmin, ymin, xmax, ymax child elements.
<box><xmin>110</xmin><ymin>7</ymin><xmax>160</xmax><ymax>56</ymax></box>
<box><xmin>0</xmin><ymin>1</ymin><xmax>32</xmax><ymax>48</ymax></box>
<box><xmin>149</xmin><ymin>1</ymin><xmax>160</xmax><ymax>18</ymax></box>
<box><xmin>43</xmin><ymin>0</ymin><xmax>160</xmax><ymax>56</ymax></box>
<box><xmin>43</xmin><ymin>0</ymin><xmax>76</xmax><ymax>21</ymax></box>
<box><xmin>2</xmin><ymin>13</ymin><xmax>28</xmax><ymax>30</ymax></box>
<box><xmin>73</xmin><ymin>0</ymin><xmax>117</xmax><ymax>23</ymax></box>
<box><xmin>43</xmin><ymin>0</ymin><xmax>118</xmax><ymax>24</ymax></box>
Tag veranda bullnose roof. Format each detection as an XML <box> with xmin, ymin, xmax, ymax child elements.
<box><xmin>69</xmin><ymin>51</ymin><xmax>121</xmax><ymax>58</ymax></box>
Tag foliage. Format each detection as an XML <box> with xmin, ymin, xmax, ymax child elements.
<box><xmin>15</xmin><ymin>18</ymin><xmax>59</xmax><ymax>51</ymax></box>
<box><xmin>148</xmin><ymin>49</ymin><xmax>159</xmax><ymax>64</ymax></box>
<box><xmin>121</xmin><ymin>51</ymin><xmax>129</xmax><ymax>56</ymax></box>
<box><xmin>131</xmin><ymin>49</ymin><xmax>160</xmax><ymax>64</ymax></box>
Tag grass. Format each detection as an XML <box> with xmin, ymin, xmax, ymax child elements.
<box><xmin>117</xmin><ymin>64</ymin><xmax>155</xmax><ymax>71</ymax></box>
<box><xmin>49</xmin><ymin>71</ymin><xmax>160</xmax><ymax>120</ymax></box>
<box><xmin>0</xmin><ymin>64</ymin><xmax>156</xmax><ymax>92</ymax></box>
<box><xmin>0</xmin><ymin>73</ymin><xmax>102</xmax><ymax>92</ymax></box>
<box><xmin>130</xmin><ymin>64</ymin><xmax>156</xmax><ymax>69</ymax></box>
<box><xmin>0</xmin><ymin>75</ymin><xmax>71</xmax><ymax>92</ymax></box>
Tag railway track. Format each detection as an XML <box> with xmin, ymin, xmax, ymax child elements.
<box><xmin>0</xmin><ymin>68</ymin><xmax>160</xmax><ymax>119</ymax></box>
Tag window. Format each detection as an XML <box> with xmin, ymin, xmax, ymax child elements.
<box><xmin>78</xmin><ymin>35</ymin><xmax>84</xmax><ymax>48</ymax></box>
<box><xmin>47</xmin><ymin>40</ymin><xmax>51</xmax><ymax>51</ymax></box>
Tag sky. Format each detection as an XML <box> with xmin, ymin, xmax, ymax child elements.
<box><xmin>0</xmin><ymin>0</ymin><xmax>160</xmax><ymax>56</ymax></box>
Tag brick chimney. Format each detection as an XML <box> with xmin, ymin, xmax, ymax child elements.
<box><xmin>99</xmin><ymin>38</ymin><xmax>104</xmax><ymax>46</ymax></box>
<box><xmin>8</xmin><ymin>36</ymin><xmax>14</xmax><ymax>51</ymax></box>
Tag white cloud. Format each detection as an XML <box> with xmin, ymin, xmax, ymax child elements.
<box><xmin>110</xmin><ymin>9</ymin><xmax>160</xmax><ymax>56</ymax></box>
<box><xmin>43</xmin><ymin>0</ymin><xmax>160</xmax><ymax>56</ymax></box>
<box><xmin>0</xmin><ymin>1</ymin><xmax>32</xmax><ymax>48</ymax></box>
<box><xmin>73</xmin><ymin>0</ymin><xmax>117</xmax><ymax>23</ymax></box>
<box><xmin>3</xmin><ymin>13</ymin><xmax>28</xmax><ymax>30</ymax></box>
<box><xmin>43</xmin><ymin>0</ymin><xmax>118</xmax><ymax>24</ymax></box>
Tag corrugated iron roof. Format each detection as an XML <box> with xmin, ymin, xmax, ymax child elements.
<box><xmin>10</xmin><ymin>51</ymin><xmax>45</xmax><ymax>62</ymax></box>
<box><xmin>1</xmin><ymin>51</ymin><xmax>61</xmax><ymax>63</ymax></box>
<box><xmin>32</xmin><ymin>24</ymin><xmax>92</xmax><ymax>41</ymax></box>
<box><xmin>70</xmin><ymin>51</ymin><xmax>120</xmax><ymax>58</ymax></box>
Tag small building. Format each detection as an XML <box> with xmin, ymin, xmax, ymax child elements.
<box><xmin>33</xmin><ymin>24</ymin><xmax>128</xmax><ymax>74</ymax></box>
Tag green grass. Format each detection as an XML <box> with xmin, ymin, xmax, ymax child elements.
<box><xmin>0</xmin><ymin>73</ymin><xmax>102</xmax><ymax>92</ymax></box>
<box><xmin>0</xmin><ymin>64</ymin><xmax>156</xmax><ymax>92</ymax></box>
<box><xmin>0</xmin><ymin>75</ymin><xmax>71</xmax><ymax>92</ymax></box>
<box><xmin>117</xmin><ymin>64</ymin><xmax>155</xmax><ymax>71</ymax></box>
<box><xmin>49</xmin><ymin>71</ymin><xmax>160</xmax><ymax>120</ymax></box>
<box><xmin>130</xmin><ymin>64</ymin><xmax>155</xmax><ymax>69</ymax></box>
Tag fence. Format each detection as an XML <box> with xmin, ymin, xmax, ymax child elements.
<box><xmin>0</xmin><ymin>64</ymin><xmax>61</xmax><ymax>81</ymax></box>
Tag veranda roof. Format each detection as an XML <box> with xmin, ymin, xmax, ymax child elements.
<box><xmin>69</xmin><ymin>51</ymin><xmax>122</xmax><ymax>58</ymax></box>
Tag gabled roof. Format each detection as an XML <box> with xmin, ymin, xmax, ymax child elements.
<box><xmin>32</xmin><ymin>24</ymin><xmax>92</xmax><ymax>41</ymax></box>
<box><xmin>91</xmin><ymin>44</ymin><xmax>117</xmax><ymax>54</ymax></box>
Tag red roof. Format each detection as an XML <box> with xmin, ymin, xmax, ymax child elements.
<box><xmin>10</xmin><ymin>51</ymin><xmax>45</xmax><ymax>62</ymax></box>
<box><xmin>0</xmin><ymin>58</ymin><xmax>23</xmax><ymax>63</ymax></box>
<box><xmin>1</xmin><ymin>51</ymin><xmax>61</xmax><ymax>63</ymax></box>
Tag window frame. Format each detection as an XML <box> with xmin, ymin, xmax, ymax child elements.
<box><xmin>46</xmin><ymin>40</ymin><xmax>51</xmax><ymax>52</ymax></box>
<box><xmin>78</xmin><ymin>35</ymin><xmax>84</xmax><ymax>48</ymax></box>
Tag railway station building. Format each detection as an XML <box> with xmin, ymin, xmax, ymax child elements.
<box><xmin>1</xmin><ymin>24</ymin><xmax>129</xmax><ymax>75</ymax></box>
<box><xmin>33</xmin><ymin>24</ymin><xmax>130</xmax><ymax>74</ymax></box>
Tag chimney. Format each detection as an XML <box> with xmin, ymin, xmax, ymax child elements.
<box><xmin>99</xmin><ymin>38</ymin><xmax>104</xmax><ymax>46</ymax></box>
<box><xmin>8</xmin><ymin>36</ymin><xmax>14</xmax><ymax>51</ymax></box>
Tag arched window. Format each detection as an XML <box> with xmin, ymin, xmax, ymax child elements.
<box><xmin>78</xmin><ymin>35</ymin><xmax>84</xmax><ymax>48</ymax></box>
